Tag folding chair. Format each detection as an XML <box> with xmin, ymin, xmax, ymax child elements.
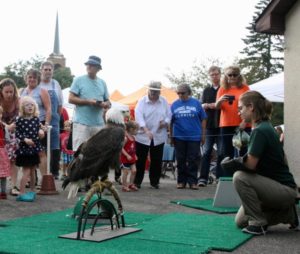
<box><xmin>161</xmin><ymin>143</ymin><xmax>176</xmax><ymax>179</ymax></box>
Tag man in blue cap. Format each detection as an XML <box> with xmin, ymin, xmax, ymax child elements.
<box><xmin>69</xmin><ymin>55</ymin><xmax>111</xmax><ymax>151</ymax></box>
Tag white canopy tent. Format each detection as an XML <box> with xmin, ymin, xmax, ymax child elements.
<box><xmin>249</xmin><ymin>72</ymin><xmax>284</xmax><ymax>103</ymax></box>
<box><xmin>62</xmin><ymin>88</ymin><xmax>129</xmax><ymax>119</ymax></box>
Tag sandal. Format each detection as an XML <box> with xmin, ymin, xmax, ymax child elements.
<box><xmin>189</xmin><ymin>184</ymin><xmax>199</xmax><ymax>190</ymax></box>
<box><xmin>177</xmin><ymin>183</ymin><xmax>186</xmax><ymax>189</ymax></box>
<box><xmin>128</xmin><ymin>184</ymin><xmax>138</xmax><ymax>191</ymax></box>
<box><xmin>122</xmin><ymin>186</ymin><xmax>131</xmax><ymax>192</ymax></box>
<box><xmin>10</xmin><ymin>186</ymin><xmax>20</xmax><ymax>196</ymax></box>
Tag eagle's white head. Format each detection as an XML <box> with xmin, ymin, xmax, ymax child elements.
<box><xmin>105</xmin><ymin>108</ymin><xmax>125</xmax><ymax>126</ymax></box>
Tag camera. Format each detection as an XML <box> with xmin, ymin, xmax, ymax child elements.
<box><xmin>227</xmin><ymin>95</ymin><xmax>235</xmax><ymax>105</ymax></box>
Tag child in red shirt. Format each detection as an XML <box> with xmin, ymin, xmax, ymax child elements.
<box><xmin>120</xmin><ymin>121</ymin><xmax>139</xmax><ymax>192</ymax></box>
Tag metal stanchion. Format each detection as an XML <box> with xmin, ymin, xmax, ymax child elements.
<box><xmin>38</xmin><ymin>125</ymin><xmax>58</xmax><ymax>195</ymax></box>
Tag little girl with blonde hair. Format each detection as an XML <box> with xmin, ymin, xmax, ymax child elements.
<box><xmin>15</xmin><ymin>96</ymin><xmax>44</xmax><ymax>202</ymax></box>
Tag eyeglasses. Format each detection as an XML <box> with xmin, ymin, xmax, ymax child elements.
<box><xmin>227</xmin><ymin>73</ymin><xmax>239</xmax><ymax>78</ymax></box>
<box><xmin>177</xmin><ymin>92</ymin><xmax>187</xmax><ymax>95</ymax></box>
<box><xmin>43</xmin><ymin>68</ymin><xmax>52</xmax><ymax>71</ymax></box>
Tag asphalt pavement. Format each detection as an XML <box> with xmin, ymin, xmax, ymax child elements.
<box><xmin>1</xmin><ymin>170</ymin><xmax>299</xmax><ymax>254</ymax></box>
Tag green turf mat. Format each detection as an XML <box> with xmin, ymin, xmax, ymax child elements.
<box><xmin>171</xmin><ymin>198</ymin><xmax>239</xmax><ymax>213</ymax></box>
<box><xmin>126</xmin><ymin>212</ymin><xmax>251</xmax><ymax>251</ymax></box>
<box><xmin>219</xmin><ymin>177</ymin><xmax>233</xmax><ymax>181</ymax></box>
<box><xmin>0</xmin><ymin>209</ymin><xmax>251</xmax><ymax>254</ymax></box>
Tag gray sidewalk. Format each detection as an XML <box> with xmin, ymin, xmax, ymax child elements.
<box><xmin>1</xmin><ymin>170</ymin><xmax>299</xmax><ymax>254</ymax></box>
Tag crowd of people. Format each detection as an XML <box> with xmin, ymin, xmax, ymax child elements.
<box><xmin>0</xmin><ymin>55</ymin><xmax>298</xmax><ymax>236</ymax></box>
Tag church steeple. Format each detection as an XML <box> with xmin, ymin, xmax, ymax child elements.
<box><xmin>47</xmin><ymin>12</ymin><xmax>66</xmax><ymax>69</ymax></box>
<box><xmin>53</xmin><ymin>12</ymin><xmax>60</xmax><ymax>54</ymax></box>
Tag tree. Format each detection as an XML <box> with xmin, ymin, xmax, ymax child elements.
<box><xmin>53</xmin><ymin>67</ymin><xmax>74</xmax><ymax>89</ymax></box>
<box><xmin>0</xmin><ymin>55</ymin><xmax>45</xmax><ymax>88</ymax></box>
<box><xmin>165</xmin><ymin>58</ymin><xmax>223</xmax><ymax>98</ymax></box>
<box><xmin>0</xmin><ymin>55</ymin><xmax>73</xmax><ymax>89</ymax></box>
<box><xmin>238</xmin><ymin>0</ymin><xmax>284</xmax><ymax>125</ymax></box>
<box><xmin>238</xmin><ymin>0</ymin><xmax>284</xmax><ymax>85</ymax></box>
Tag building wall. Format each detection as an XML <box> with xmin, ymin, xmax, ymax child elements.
<box><xmin>284</xmin><ymin>0</ymin><xmax>300</xmax><ymax>184</ymax></box>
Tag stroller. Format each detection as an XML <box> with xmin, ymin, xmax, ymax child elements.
<box><xmin>161</xmin><ymin>143</ymin><xmax>176</xmax><ymax>179</ymax></box>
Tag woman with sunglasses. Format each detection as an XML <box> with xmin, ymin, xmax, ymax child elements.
<box><xmin>215</xmin><ymin>66</ymin><xmax>250</xmax><ymax>176</ymax></box>
<box><xmin>171</xmin><ymin>84</ymin><xmax>207</xmax><ymax>190</ymax></box>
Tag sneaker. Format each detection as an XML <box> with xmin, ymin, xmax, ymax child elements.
<box><xmin>128</xmin><ymin>184</ymin><xmax>138</xmax><ymax>191</ymax></box>
<box><xmin>150</xmin><ymin>184</ymin><xmax>159</xmax><ymax>189</ymax></box>
<box><xmin>198</xmin><ymin>181</ymin><xmax>207</xmax><ymax>187</ymax></box>
<box><xmin>60</xmin><ymin>175</ymin><xmax>67</xmax><ymax>181</ymax></box>
<box><xmin>10</xmin><ymin>186</ymin><xmax>20</xmax><ymax>196</ymax></box>
<box><xmin>242</xmin><ymin>225</ymin><xmax>268</xmax><ymax>236</ymax></box>
<box><xmin>27</xmin><ymin>192</ymin><xmax>36</xmax><ymax>200</ymax></box>
<box><xmin>16</xmin><ymin>193</ymin><xmax>34</xmax><ymax>202</ymax></box>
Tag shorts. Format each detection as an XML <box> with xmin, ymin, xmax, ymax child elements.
<box><xmin>121</xmin><ymin>163</ymin><xmax>135</xmax><ymax>169</ymax></box>
<box><xmin>72</xmin><ymin>122</ymin><xmax>103</xmax><ymax>151</ymax></box>
<box><xmin>62</xmin><ymin>153</ymin><xmax>74</xmax><ymax>164</ymax></box>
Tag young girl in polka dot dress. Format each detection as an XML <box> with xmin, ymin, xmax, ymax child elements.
<box><xmin>15</xmin><ymin>96</ymin><xmax>44</xmax><ymax>201</ymax></box>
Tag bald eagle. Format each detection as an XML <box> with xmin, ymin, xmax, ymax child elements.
<box><xmin>62</xmin><ymin>108</ymin><xmax>125</xmax><ymax>198</ymax></box>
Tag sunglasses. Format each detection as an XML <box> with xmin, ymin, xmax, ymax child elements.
<box><xmin>177</xmin><ymin>92</ymin><xmax>187</xmax><ymax>95</ymax></box>
<box><xmin>227</xmin><ymin>73</ymin><xmax>239</xmax><ymax>77</ymax></box>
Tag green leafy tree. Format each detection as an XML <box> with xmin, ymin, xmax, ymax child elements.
<box><xmin>238</xmin><ymin>0</ymin><xmax>284</xmax><ymax>84</ymax></box>
<box><xmin>0</xmin><ymin>55</ymin><xmax>45</xmax><ymax>88</ymax></box>
<box><xmin>165</xmin><ymin>58</ymin><xmax>223</xmax><ymax>98</ymax></box>
<box><xmin>271</xmin><ymin>103</ymin><xmax>284</xmax><ymax>126</ymax></box>
<box><xmin>0</xmin><ymin>55</ymin><xmax>73</xmax><ymax>89</ymax></box>
<box><xmin>238</xmin><ymin>0</ymin><xmax>284</xmax><ymax>125</ymax></box>
<box><xmin>53</xmin><ymin>67</ymin><xmax>74</xmax><ymax>89</ymax></box>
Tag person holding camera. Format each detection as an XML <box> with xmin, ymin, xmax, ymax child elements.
<box><xmin>215</xmin><ymin>66</ymin><xmax>249</xmax><ymax>176</ymax></box>
<box><xmin>69</xmin><ymin>55</ymin><xmax>111</xmax><ymax>151</ymax></box>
